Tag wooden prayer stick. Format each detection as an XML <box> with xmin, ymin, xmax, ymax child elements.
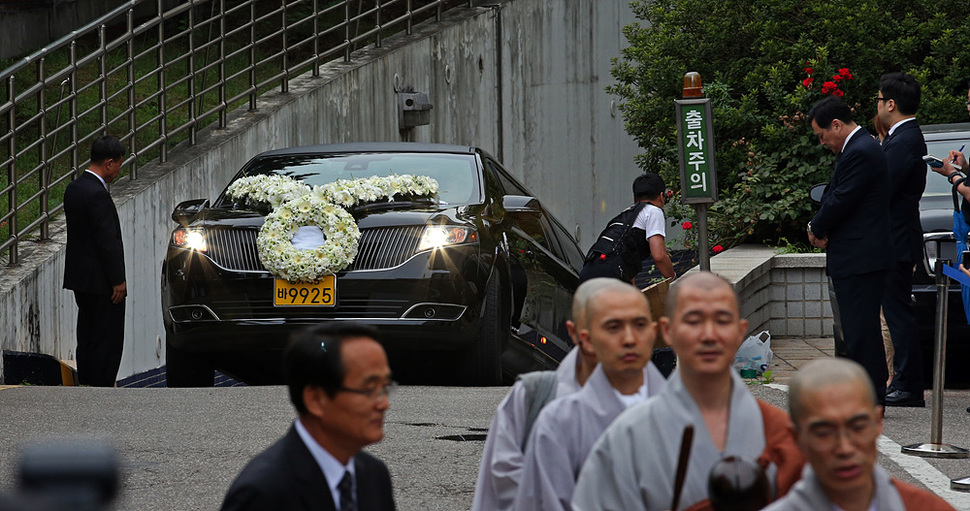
<box><xmin>670</xmin><ymin>424</ymin><xmax>695</xmax><ymax>511</ymax></box>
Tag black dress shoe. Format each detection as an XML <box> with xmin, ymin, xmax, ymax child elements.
<box><xmin>885</xmin><ymin>389</ymin><xmax>925</xmax><ymax>407</ymax></box>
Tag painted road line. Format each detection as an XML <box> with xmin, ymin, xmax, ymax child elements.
<box><xmin>764</xmin><ymin>382</ymin><xmax>970</xmax><ymax>507</ymax></box>
<box><xmin>877</xmin><ymin>436</ymin><xmax>970</xmax><ymax>509</ymax></box>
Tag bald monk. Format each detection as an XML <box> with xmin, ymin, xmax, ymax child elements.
<box><xmin>512</xmin><ymin>280</ymin><xmax>666</xmax><ymax>511</ymax></box>
<box><xmin>572</xmin><ymin>272</ymin><xmax>805</xmax><ymax>511</ymax></box>
<box><xmin>471</xmin><ymin>279</ymin><xmax>607</xmax><ymax>511</ymax></box>
<box><xmin>763</xmin><ymin>358</ymin><xmax>955</xmax><ymax>511</ymax></box>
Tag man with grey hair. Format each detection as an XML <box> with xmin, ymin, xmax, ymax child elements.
<box><xmin>763</xmin><ymin>358</ymin><xmax>954</xmax><ymax>511</ymax></box>
<box><xmin>572</xmin><ymin>272</ymin><xmax>804</xmax><ymax>511</ymax></box>
<box><xmin>511</xmin><ymin>280</ymin><xmax>666</xmax><ymax>511</ymax></box>
<box><xmin>471</xmin><ymin>279</ymin><xmax>607</xmax><ymax>511</ymax></box>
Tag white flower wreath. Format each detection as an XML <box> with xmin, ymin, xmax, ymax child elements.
<box><xmin>227</xmin><ymin>173</ymin><xmax>438</xmax><ymax>282</ymax></box>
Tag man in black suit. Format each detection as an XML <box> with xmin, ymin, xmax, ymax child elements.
<box><xmin>63</xmin><ymin>135</ymin><xmax>127</xmax><ymax>387</ymax></box>
<box><xmin>221</xmin><ymin>322</ymin><xmax>396</xmax><ymax>511</ymax></box>
<box><xmin>807</xmin><ymin>96</ymin><xmax>893</xmax><ymax>406</ymax></box>
<box><xmin>876</xmin><ymin>73</ymin><xmax>927</xmax><ymax>407</ymax></box>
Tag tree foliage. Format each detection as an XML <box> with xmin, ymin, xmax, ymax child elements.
<box><xmin>612</xmin><ymin>0</ymin><xmax>970</xmax><ymax>247</ymax></box>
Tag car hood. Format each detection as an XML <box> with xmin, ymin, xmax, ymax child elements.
<box><xmin>184</xmin><ymin>203</ymin><xmax>478</xmax><ymax>230</ymax></box>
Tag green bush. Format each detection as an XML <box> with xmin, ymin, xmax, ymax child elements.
<box><xmin>612</xmin><ymin>0</ymin><xmax>970</xmax><ymax>248</ymax></box>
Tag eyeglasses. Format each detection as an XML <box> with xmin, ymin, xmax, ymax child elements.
<box><xmin>339</xmin><ymin>380</ymin><xmax>397</xmax><ymax>399</ymax></box>
<box><xmin>803</xmin><ymin>415</ymin><xmax>877</xmax><ymax>451</ymax></box>
<box><xmin>875</xmin><ymin>96</ymin><xmax>891</xmax><ymax>102</ymax></box>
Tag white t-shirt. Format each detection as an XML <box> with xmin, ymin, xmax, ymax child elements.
<box><xmin>632</xmin><ymin>204</ymin><xmax>666</xmax><ymax>241</ymax></box>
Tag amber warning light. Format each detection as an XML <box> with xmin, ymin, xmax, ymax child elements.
<box><xmin>683</xmin><ymin>72</ymin><xmax>704</xmax><ymax>98</ymax></box>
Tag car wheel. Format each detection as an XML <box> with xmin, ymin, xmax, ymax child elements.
<box><xmin>463</xmin><ymin>276</ymin><xmax>507</xmax><ymax>385</ymax></box>
<box><xmin>165</xmin><ymin>337</ymin><xmax>214</xmax><ymax>387</ymax></box>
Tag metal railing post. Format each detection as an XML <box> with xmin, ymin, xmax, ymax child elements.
<box><xmin>128</xmin><ymin>7</ymin><xmax>137</xmax><ymax>178</ymax></box>
<box><xmin>188</xmin><ymin>0</ymin><xmax>197</xmax><ymax>145</ymax></box>
<box><xmin>248</xmin><ymin>0</ymin><xmax>256</xmax><ymax>110</ymax></box>
<box><xmin>281</xmin><ymin>1</ymin><xmax>289</xmax><ymax>93</ymax></box>
<box><xmin>38</xmin><ymin>58</ymin><xmax>49</xmax><ymax>240</ymax></box>
<box><xmin>69</xmin><ymin>41</ymin><xmax>78</xmax><ymax>179</ymax></box>
<box><xmin>99</xmin><ymin>25</ymin><xmax>107</xmax><ymax>135</ymax></box>
<box><xmin>7</xmin><ymin>76</ymin><xmax>18</xmax><ymax>265</ymax></box>
<box><xmin>344</xmin><ymin>1</ymin><xmax>351</xmax><ymax>62</ymax></box>
<box><xmin>219</xmin><ymin>0</ymin><xmax>227</xmax><ymax>128</ymax></box>
<box><xmin>376</xmin><ymin>0</ymin><xmax>382</xmax><ymax>48</ymax></box>
<box><xmin>157</xmin><ymin>0</ymin><xmax>168</xmax><ymax>163</ymax></box>
<box><xmin>901</xmin><ymin>259</ymin><xmax>968</xmax><ymax>459</ymax></box>
<box><xmin>407</xmin><ymin>0</ymin><xmax>412</xmax><ymax>35</ymax></box>
<box><xmin>312</xmin><ymin>0</ymin><xmax>320</xmax><ymax>78</ymax></box>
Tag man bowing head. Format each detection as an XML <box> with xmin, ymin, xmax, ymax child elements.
<box><xmin>221</xmin><ymin>322</ymin><xmax>396</xmax><ymax>511</ymax></box>
<box><xmin>572</xmin><ymin>272</ymin><xmax>804</xmax><ymax>511</ymax></box>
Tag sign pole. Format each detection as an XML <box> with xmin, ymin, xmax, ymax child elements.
<box><xmin>696</xmin><ymin>203</ymin><xmax>710</xmax><ymax>271</ymax></box>
<box><xmin>676</xmin><ymin>72</ymin><xmax>716</xmax><ymax>271</ymax></box>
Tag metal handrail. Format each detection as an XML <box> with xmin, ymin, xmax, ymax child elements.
<box><xmin>1</xmin><ymin>0</ymin><xmax>471</xmax><ymax>265</ymax></box>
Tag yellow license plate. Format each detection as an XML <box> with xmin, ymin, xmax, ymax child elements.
<box><xmin>274</xmin><ymin>276</ymin><xmax>336</xmax><ymax>306</ymax></box>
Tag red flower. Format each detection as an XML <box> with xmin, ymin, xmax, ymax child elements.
<box><xmin>712</xmin><ymin>245</ymin><xmax>724</xmax><ymax>253</ymax></box>
<box><xmin>838</xmin><ymin>68</ymin><xmax>853</xmax><ymax>79</ymax></box>
<box><xmin>803</xmin><ymin>67</ymin><xmax>814</xmax><ymax>75</ymax></box>
<box><xmin>833</xmin><ymin>89</ymin><xmax>845</xmax><ymax>97</ymax></box>
<box><xmin>682</xmin><ymin>221</ymin><xmax>693</xmax><ymax>230</ymax></box>
<box><xmin>802</xmin><ymin>77</ymin><xmax>814</xmax><ymax>89</ymax></box>
<box><xmin>821</xmin><ymin>81</ymin><xmax>838</xmax><ymax>94</ymax></box>
<box><xmin>832</xmin><ymin>74</ymin><xmax>842</xmax><ymax>83</ymax></box>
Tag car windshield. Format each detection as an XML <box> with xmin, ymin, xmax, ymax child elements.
<box><xmin>233</xmin><ymin>152</ymin><xmax>481</xmax><ymax>206</ymax></box>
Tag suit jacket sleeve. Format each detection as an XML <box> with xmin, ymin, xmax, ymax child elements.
<box><xmin>811</xmin><ymin>134</ymin><xmax>884</xmax><ymax>238</ymax></box>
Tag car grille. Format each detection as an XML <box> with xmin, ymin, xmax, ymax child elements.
<box><xmin>216</xmin><ymin>298</ymin><xmax>411</xmax><ymax>320</ymax></box>
<box><xmin>205</xmin><ymin>226</ymin><xmax>425</xmax><ymax>272</ymax></box>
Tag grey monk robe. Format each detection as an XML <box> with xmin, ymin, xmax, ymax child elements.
<box><xmin>511</xmin><ymin>362</ymin><xmax>667</xmax><ymax>511</ymax></box>
<box><xmin>572</xmin><ymin>370</ymin><xmax>786</xmax><ymax>511</ymax></box>
<box><xmin>471</xmin><ymin>347</ymin><xmax>582</xmax><ymax>511</ymax></box>
<box><xmin>762</xmin><ymin>464</ymin><xmax>956</xmax><ymax>511</ymax></box>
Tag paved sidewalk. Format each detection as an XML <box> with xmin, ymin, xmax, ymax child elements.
<box><xmin>764</xmin><ymin>336</ymin><xmax>836</xmax><ymax>383</ymax></box>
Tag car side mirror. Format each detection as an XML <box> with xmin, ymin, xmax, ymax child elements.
<box><xmin>171</xmin><ymin>199</ymin><xmax>209</xmax><ymax>225</ymax></box>
<box><xmin>809</xmin><ymin>183</ymin><xmax>827</xmax><ymax>204</ymax></box>
<box><xmin>502</xmin><ymin>195</ymin><xmax>542</xmax><ymax>218</ymax></box>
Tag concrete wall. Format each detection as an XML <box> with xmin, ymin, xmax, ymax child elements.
<box><xmin>696</xmin><ymin>246</ymin><xmax>835</xmax><ymax>339</ymax></box>
<box><xmin>0</xmin><ymin>0</ymin><xmax>643</xmax><ymax>380</ymax></box>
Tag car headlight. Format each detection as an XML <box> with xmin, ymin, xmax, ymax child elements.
<box><xmin>172</xmin><ymin>228</ymin><xmax>208</xmax><ymax>252</ymax></box>
<box><xmin>417</xmin><ymin>225</ymin><xmax>478</xmax><ymax>251</ymax></box>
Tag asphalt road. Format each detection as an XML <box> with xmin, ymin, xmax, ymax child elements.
<box><xmin>1</xmin><ymin>384</ymin><xmax>970</xmax><ymax>510</ymax></box>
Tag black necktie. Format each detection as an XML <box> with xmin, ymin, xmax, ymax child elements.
<box><xmin>338</xmin><ymin>471</ymin><xmax>354</xmax><ymax>511</ymax></box>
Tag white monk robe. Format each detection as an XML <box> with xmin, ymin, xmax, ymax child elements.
<box><xmin>512</xmin><ymin>361</ymin><xmax>667</xmax><ymax>511</ymax></box>
<box><xmin>471</xmin><ymin>347</ymin><xmax>582</xmax><ymax>511</ymax></box>
<box><xmin>572</xmin><ymin>369</ymin><xmax>776</xmax><ymax>511</ymax></box>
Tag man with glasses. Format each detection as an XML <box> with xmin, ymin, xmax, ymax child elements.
<box><xmin>763</xmin><ymin>358</ymin><xmax>954</xmax><ymax>510</ymax></box>
<box><xmin>875</xmin><ymin>73</ymin><xmax>928</xmax><ymax>408</ymax></box>
<box><xmin>221</xmin><ymin>322</ymin><xmax>396</xmax><ymax>511</ymax></box>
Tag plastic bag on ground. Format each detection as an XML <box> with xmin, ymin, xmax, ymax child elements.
<box><xmin>733</xmin><ymin>331</ymin><xmax>772</xmax><ymax>375</ymax></box>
